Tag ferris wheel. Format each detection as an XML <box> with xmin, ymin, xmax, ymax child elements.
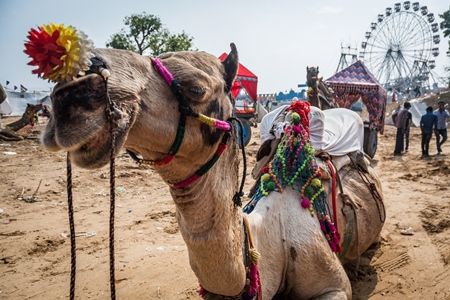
<box><xmin>359</xmin><ymin>1</ymin><xmax>441</xmax><ymax>93</ymax></box>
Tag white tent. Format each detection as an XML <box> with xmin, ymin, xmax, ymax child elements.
<box><xmin>256</xmin><ymin>101</ymin><xmax>268</xmax><ymax>122</ymax></box>
<box><xmin>385</xmin><ymin>100</ymin><xmax>428</xmax><ymax>127</ymax></box>
<box><xmin>0</xmin><ymin>98</ymin><xmax>12</xmax><ymax>115</ymax></box>
<box><xmin>3</xmin><ymin>90</ymin><xmax>51</xmax><ymax>116</ymax></box>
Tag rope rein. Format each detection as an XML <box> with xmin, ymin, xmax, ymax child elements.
<box><xmin>106</xmin><ymin>77</ymin><xmax>117</xmax><ymax>300</ymax></box>
<box><xmin>66</xmin><ymin>74</ymin><xmax>119</xmax><ymax>300</ymax></box>
<box><xmin>66</xmin><ymin>153</ymin><xmax>76</xmax><ymax>300</ymax></box>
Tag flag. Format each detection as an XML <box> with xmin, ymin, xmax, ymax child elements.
<box><xmin>20</xmin><ymin>84</ymin><xmax>28</xmax><ymax>93</ymax></box>
<box><xmin>6</xmin><ymin>80</ymin><xmax>9</xmax><ymax>86</ymax></box>
<box><xmin>14</xmin><ymin>86</ymin><xmax>17</xmax><ymax>90</ymax></box>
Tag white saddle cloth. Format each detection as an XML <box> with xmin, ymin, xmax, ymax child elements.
<box><xmin>259</xmin><ymin>106</ymin><xmax>363</xmax><ymax>156</ymax></box>
<box><xmin>253</xmin><ymin>106</ymin><xmax>364</xmax><ymax>180</ymax></box>
<box><xmin>317</xmin><ymin>108</ymin><xmax>364</xmax><ymax>156</ymax></box>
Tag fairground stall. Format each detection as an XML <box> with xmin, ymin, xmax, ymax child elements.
<box><xmin>325</xmin><ymin>60</ymin><xmax>387</xmax><ymax>158</ymax></box>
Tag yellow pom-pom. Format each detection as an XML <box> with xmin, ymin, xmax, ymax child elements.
<box><xmin>311</xmin><ymin>178</ymin><xmax>321</xmax><ymax>187</ymax></box>
<box><xmin>249</xmin><ymin>248</ymin><xmax>260</xmax><ymax>264</ymax></box>
<box><xmin>261</xmin><ymin>173</ymin><xmax>271</xmax><ymax>182</ymax></box>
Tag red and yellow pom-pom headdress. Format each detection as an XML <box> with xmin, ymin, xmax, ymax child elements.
<box><xmin>24</xmin><ymin>23</ymin><xmax>95</xmax><ymax>83</ymax></box>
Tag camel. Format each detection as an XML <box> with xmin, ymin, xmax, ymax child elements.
<box><xmin>39</xmin><ymin>44</ymin><xmax>385</xmax><ymax>299</ymax></box>
<box><xmin>306</xmin><ymin>66</ymin><xmax>338</xmax><ymax>110</ymax></box>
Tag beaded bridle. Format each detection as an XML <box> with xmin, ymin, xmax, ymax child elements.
<box><xmin>127</xmin><ymin>58</ymin><xmax>232</xmax><ymax>188</ymax></box>
<box><xmin>125</xmin><ymin>57</ymin><xmax>248</xmax><ymax>205</ymax></box>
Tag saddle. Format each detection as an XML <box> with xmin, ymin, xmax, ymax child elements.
<box><xmin>252</xmin><ymin>106</ymin><xmax>370</xmax><ymax>180</ymax></box>
<box><xmin>248</xmin><ymin>104</ymin><xmax>381</xmax><ymax>261</ymax></box>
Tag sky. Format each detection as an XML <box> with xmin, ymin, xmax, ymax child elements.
<box><xmin>0</xmin><ymin>0</ymin><xmax>448</xmax><ymax>94</ymax></box>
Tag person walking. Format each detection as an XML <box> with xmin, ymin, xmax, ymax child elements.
<box><xmin>434</xmin><ymin>101</ymin><xmax>450</xmax><ymax>155</ymax></box>
<box><xmin>392</xmin><ymin>102</ymin><xmax>411</xmax><ymax>156</ymax></box>
<box><xmin>420</xmin><ymin>106</ymin><xmax>437</xmax><ymax>158</ymax></box>
<box><xmin>404</xmin><ymin>109</ymin><xmax>412</xmax><ymax>152</ymax></box>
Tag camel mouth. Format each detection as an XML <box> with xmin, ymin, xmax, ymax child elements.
<box><xmin>57</xmin><ymin>112</ymin><xmax>132</xmax><ymax>169</ymax></box>
<box><xmin>79</xmin><ymin>113</ymin><xmax>130</xmax><ymax>151</ymax></box>
<box><xmin>41</xmin><ymin>108</ymin><xmax>135</xmax><ymax>169</ymax></box>
<box><xmin>40</xmin><ymin>69</ymin><xmax>137</xmax><ymax>169</ymax></box>
<box><xmin>79</xmin><ymin>127</ymin><xmax>110</xmax><ymax>151</ymax></box>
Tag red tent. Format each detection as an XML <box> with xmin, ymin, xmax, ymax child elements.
<box><xmin>218</xmin><ymin>53</ymin><xmax>258</xmax><ymax>102</ymax></box>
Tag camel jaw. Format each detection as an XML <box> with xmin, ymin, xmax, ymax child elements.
<box><xmin>41</xmin><ymin>74</ymin><xmax>135</xmax><ymax>169</ymax></box>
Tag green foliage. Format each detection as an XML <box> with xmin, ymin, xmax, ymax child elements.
<box><xmin>439</xmin><ymin>7</ymin><xmax>450</xmax><ymax>57</ymax></box>
<box><xmin>106</xmin><ymin>12</ymin><xmax>195</xmax><ymax>56</ymax></box>
<box><xmin>439</xmin><ymin>7</ymin><xmax>450</xmax><ymax>85</ymax></box>
<box><xmin>439</xmin><ymin>8</ymin><xmax>450</xmax><ymax>38</ymax></box>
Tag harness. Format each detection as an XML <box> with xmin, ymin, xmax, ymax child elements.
<box><xmin>125</xmin><ymin>58</ymin><xmax>247</xmax><ymax>205</ymax></box>
<box><xmin>126</xmin><ymin>58</ymin><xmax>231</xmax><ymax>185</ymax></box>
<box><xmin>319</xmin><ymin>153</ymin><xmax>386</xmax><ymax>264</ymax></box>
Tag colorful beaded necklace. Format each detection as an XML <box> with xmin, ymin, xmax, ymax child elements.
<box><xmin>243</xmin><ymin>101</ymin><xmax>340</xmax><ymax>252</ymax></box>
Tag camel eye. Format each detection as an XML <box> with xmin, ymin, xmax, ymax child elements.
<box><xmin>188</xmin><ymin>86</ymin><xmax>206</xmax><ymax>96</ymax></box>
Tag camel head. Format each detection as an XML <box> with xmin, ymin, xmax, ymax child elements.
<box><xmin>41</xmin><ymin>44</ymin><xmax>240</xmax><ymax>175</ymax></box>
<box><xmin>306</xmin><ymin>66</ymin><xmax>320</xmax><ymax>87</ymax></box>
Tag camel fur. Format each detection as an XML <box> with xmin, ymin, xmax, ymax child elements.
<box><xmin>41</xmin><ymin>45</ymin><xmax>384</xmax><ymax>299</ymax></box>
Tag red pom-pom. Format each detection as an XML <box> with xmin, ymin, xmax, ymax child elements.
<box><xmin>261</xmin><ymin>166</ymin><xmax>269</xmax><ymax>174</ymax></box>
<box><xmin>301</xmin><ymin>198</ymin><xmax>310</xmax><ymax>208</ymax></box>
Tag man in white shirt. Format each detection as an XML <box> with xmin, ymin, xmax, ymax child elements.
<box><xmin>434</xmin><ymin>101</ymin><xmax>450</xmax><ymax>155</ymax></box>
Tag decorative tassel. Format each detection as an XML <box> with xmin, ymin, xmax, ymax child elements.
<box><xmin>319</xmin><ymin>220</ymin><xmax>326</xmax><ymax>232</ymax></box>
<box><xmin>247</xmin><ymin>262</ymin><xmax>260</xmax><ymax>297</ymax></box>
<box><xmin>329</xmin><ymin>240</ymin><xmax>337</xmax><ymax>252</ymax></box>
<box><xmin>249</xmin><ymin>248</ymin><xmax>260</xmax><ymax>264</ymax></box>
<box><xmin>286</xmin><ymin>100</ymin><xmax>311</xmax><ymax>134</ymax></box>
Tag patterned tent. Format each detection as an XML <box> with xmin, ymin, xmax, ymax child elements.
<box><xmin>325</xmin><ymin>60</ymin><xmax>387</xmax><ymax>132</ymax></box>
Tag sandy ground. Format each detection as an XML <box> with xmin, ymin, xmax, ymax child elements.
<box><xmin>0</xmin><ymin>113</ymin><xmax>449</xmax><ymax>300</ymax></box>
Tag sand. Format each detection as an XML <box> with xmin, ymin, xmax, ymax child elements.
<box><xmin>0</xmin><ymin>113</ymin><xmax>449</xmax><ymax>299</ymax></box>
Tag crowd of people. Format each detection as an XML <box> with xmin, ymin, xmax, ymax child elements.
<box><xmin>392</xmin><ymin>101</ymin><xmax>450</xmax><ymax>158</ymax></box>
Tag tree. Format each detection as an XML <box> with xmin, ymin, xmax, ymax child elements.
<box><xmin>439</xmin><ymin>8</ymin><xmax>450</xmax><ymax>87</ymax></box>
<box><xmin>440</xmin><ymin>8</ymin><xmax>450</xmax><ymax>58</ymax></box>
<box><xmin>106</xmin><ymin>12</ymin><xmax>195</xmax><ymax>56</ymax></box>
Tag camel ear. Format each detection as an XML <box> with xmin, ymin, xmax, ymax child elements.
<box><xmin>222</xmin><ymin>43</ymin><xmax>239</xmax><ymax>92</ymax></box>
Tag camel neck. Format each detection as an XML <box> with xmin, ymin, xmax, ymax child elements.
<box><xmin>169</xmin><ymin>146</ymin><xmax>248</xmax><ymax>296</ymax></box>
